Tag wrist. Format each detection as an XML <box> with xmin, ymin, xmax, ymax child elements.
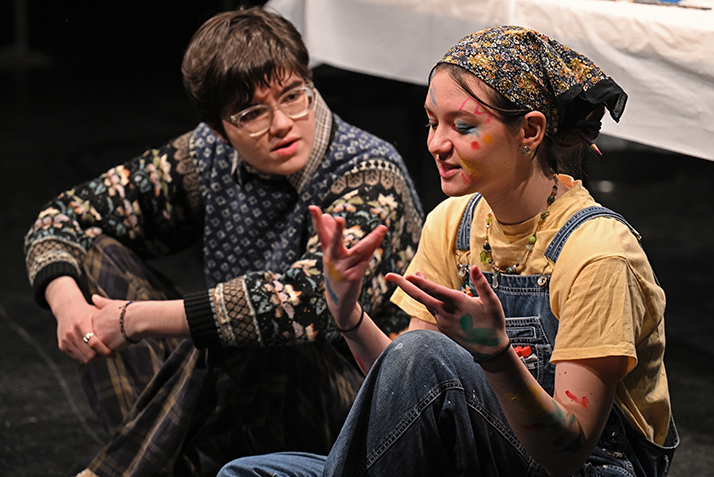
<box><xmin>333</xmin><ymin>303</ymin><xmax>364</xmax><ymax>333</ymax></box>
<box><xmin>472</xmin><ymin>337</ymin><xmax>512</xmax><ymax>364</ymax></box>
<box><xmin>123</xmin><ymin>299</ymin><xmax>190</xmax><ymax>341</ymax></box>
<box><xmin>45</xmin><ymin>276</ymin><xmax>83</xmax><ymax>313</ymax></box>
<box><xmin>119</xmin><ymin>301</ymin><xmax>140</xmax><ymax>344</ymax></box>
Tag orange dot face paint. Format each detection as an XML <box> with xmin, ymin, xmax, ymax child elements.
<box><xmin>470</xmin><ymin>133</ymin><xmax>493</xmax><ymax>150</ymax></box>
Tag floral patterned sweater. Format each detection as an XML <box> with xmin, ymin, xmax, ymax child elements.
<box><xmin>24</xmin><ymin>96</ymin><xmax>424</xmax><ymax>348</ymax></box>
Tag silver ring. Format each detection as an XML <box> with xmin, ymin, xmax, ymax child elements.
<box><xmin>83</xmin><ymin>332</ymin><xmax>94</xmax><ymax>344</ymax></box>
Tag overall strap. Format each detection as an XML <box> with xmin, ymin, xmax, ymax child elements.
<box><xmin>544</xmin><ymin>206</ymin><xmax>640</xmax><ymax>264</ymax></box>
<box><xmin>456</xmin><ymin>193</ymin><xmax>483</xmax><ymax>251</ymax></box>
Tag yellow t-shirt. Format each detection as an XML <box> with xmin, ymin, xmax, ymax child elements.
<box><xmin>391</xmin><ymin>176</ymin><xmax>671</xmax><ymax>445</ymax></box>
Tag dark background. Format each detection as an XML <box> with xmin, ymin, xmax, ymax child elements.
<box><xmin>1</xmin><ymin>2</ymin><xmax>712</xmax><ymax>475</ymax></box>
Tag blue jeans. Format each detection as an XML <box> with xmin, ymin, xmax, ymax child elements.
<box><xmin>219</xmin><ymin>452</ymin><xmax>327</xmax><ymax>477</ymax></box>
<box><xmin>219</xmin><ymin>331</ymin><xmax>677</xmax><ymax>477</ymax></box>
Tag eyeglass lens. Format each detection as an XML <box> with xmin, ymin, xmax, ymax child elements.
<box><xmin>238</xmin><ymin>85</ymin><xmax>313</xmax><ymax>135</ymax></box>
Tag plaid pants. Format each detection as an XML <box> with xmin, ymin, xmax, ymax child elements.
<box><xmin>79</xmin><ymin>236</ymin><xmax>363</xmax><ymax>477</ymax></box>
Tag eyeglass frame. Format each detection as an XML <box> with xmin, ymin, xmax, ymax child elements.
<box><xmin>222</xmin><ymin>82</ymin><xmax>316</xmax><ymax>137</ymax></box>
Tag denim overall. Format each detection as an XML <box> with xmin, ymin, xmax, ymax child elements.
<box><xmin>217</xmin><ymin>196</ymin><xmax>679</xmax><ymax>477</ymax></box>
<box><xmin>455</xmin><ymin>194</ymin><xmax>678</xmax><ymax>476</ymax></box>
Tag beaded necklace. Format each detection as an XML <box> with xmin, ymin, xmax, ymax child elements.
<box><xmin>480</xmin><ymin>176</ymin><xmax>558</xmax><ymax>277</ymax></box>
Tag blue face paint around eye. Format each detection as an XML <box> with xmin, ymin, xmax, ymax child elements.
<box><xmin>454</xmin><ymin>121</ymin><xmax>481</xmax><ymax>136</ymax></box>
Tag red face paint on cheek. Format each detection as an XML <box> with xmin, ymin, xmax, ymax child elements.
<box><xmin>471</xmin><ymin>141</ymin><xmax>480</xmax><ymax>150</ymax></box>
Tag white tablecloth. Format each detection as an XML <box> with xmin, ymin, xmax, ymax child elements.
<box><xmin>267</xmin><ymin>0</ymin><xmax>714</xmax><ymax>161</ymax></box>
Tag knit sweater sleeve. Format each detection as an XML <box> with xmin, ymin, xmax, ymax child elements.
<box><xmin>23</xmin><ymin>131</ymin><xmax>204</xmax><ymax>307</ymax></box>
<box><xmin>185</xmin><ymin>161</ymin><xmax>423</xmax><ymax>348</ymax></box>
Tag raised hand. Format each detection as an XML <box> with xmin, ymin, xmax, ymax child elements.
<box><xmin>386</xmin><ymin>265</ymin><xmax>509</xmax><ymax>360</ymax></box>
<box><xmin>308</xmin><ymin>205</ymin><xmax>387</xmax><ymax>328</ymax></box>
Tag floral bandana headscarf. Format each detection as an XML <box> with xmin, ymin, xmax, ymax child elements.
<box><xmin>438</xmin><ymin>25</ymin><xmax>627</xmax><ymax>135</ymax></box>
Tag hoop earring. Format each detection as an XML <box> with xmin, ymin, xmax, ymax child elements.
<box><xmin>519</xmin><ymin>145</ymin><xmax>531</xmax><ymax>156</ymax></box>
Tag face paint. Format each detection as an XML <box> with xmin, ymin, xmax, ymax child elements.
<box><xmin>458</xmin><ymin>99</ymin><xmax>493</xmax><ymax>124</ymax></box>
<box><xmin>472</xmin><ymin>103</ymin><xmax>493</xmax><ymax>124</ymax></box>
<box><xmin>453</xmin><ymin>121</ymin><xmax>481</xmax><ymax>136</ymax></box>
<box><xmin>458</xmin><ymin>152</ymin><xmax>481</xmax><ymax>177</ymax></box>
<box><xmin>428</xmin><ymin>86</ymin><xmax>438</xmax><ymax>107</ymax></box>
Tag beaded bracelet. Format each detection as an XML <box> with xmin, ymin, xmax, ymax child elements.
<box><xmin>119</xmin><ymin>300</ymin><xmax>140</xmax><ymax>344</ymax></box>
<box><xmin>333</xmin><ymin>304</ymin><xmax>364</xmax><ymax>333</ymax></box>
<box><xmin>473</xmin><ymin>338</ymin><xmax>512</xmax><ymax>364</ymax></box>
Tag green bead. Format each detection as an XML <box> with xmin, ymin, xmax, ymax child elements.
<box><xmin>506</xmin><ymin>266</ymin><xmax>516</xmax><ymax>274</ymax></box>
<box><xmin>480</xmin><ymin>251</ymin><xmax>489</xmax><ymax>263</ymax></box>
<box><xmin>529</xmin><ymin>234</ymin><xmax>537</xmax><ymax>244</ymax></box>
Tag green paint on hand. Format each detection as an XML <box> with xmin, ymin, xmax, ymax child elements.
<box><xmin>459</xmin><ymin>315</ymin><xmax>500</xmax><ymax>346</ymax></box>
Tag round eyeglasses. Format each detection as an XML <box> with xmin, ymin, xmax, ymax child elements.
<box><xmin>223</xmin><ymin>83</ymin><xmax>316</xmax><ymax>137</ymax></box>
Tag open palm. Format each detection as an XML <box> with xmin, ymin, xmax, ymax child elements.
<box><xmin>386</xmin><ymin>265</ymin><xmax>509</xmax><ymax>358</ymax></box>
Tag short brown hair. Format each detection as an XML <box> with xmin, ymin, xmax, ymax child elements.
<box><xmin>181</xmin><ymin>7</ymin><xmax>312</xmax><ymax>134</ymax></box>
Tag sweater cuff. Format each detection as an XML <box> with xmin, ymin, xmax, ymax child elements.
<box><xmin>32</xmin><ymin>262</ymin><xmax>82</xmax><ymax>309</ymax></box>
<box><xmin>184</xmin><ymin>290</ymin><xmax>221</xmax><ymax>349</ymax></box>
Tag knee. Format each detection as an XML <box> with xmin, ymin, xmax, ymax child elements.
<box><xmin>217</xmin><ymin>452</ymin><xmax>326</xmax><ymax>477</ymax></box>
<box><xmin>379</xmin><ymin>330</ymin><xmax>470</xmax><ymax>373</ymax></box>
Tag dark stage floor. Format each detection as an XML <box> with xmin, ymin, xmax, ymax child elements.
<box><xmin>1</xmin><ymin>5</ymin><xmax>713</xmax><ymax>475</ymax></box>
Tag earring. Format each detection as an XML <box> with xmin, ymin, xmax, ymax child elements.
<box><xmin>519</xmin><ymin>145</ymin><xmax>531</xmax><ymax>156</ymax></box>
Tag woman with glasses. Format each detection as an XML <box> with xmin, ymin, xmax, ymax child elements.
<box><xmin>219</xmin><ymin>25</ymin><xmax>677</xmax><ymax>477</ymax></box>
<box><xmin>23</xmin><ymin>7</ymin><xmax>423</xmax><ymax>477</ymax></box>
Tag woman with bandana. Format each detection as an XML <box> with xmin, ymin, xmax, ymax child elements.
<box><xmin>219</xmin><ymin>25</ymin><xmax>678</xmax><ymax>477</ymax></box>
